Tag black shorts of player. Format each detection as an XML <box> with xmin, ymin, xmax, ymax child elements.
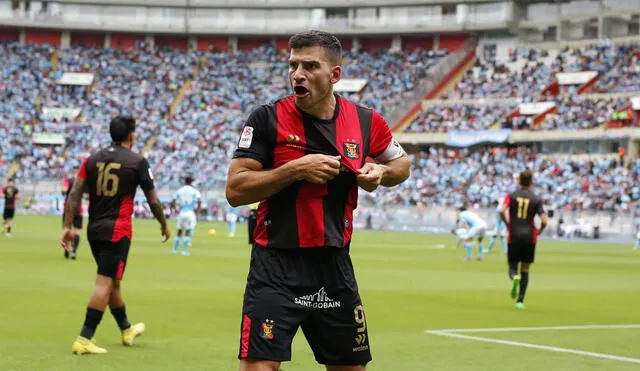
<box><xmin>88</xmin><ymin>237</ymin><xmax>131</xmax><ymax>279</ymax></box>
<box><xmin>247</xmin><ymin>211</ymin><xmax>257</xmax><ymax>244</ymax></box>
<box><xmin>62</xmin><ymin>213</ymin><xmax>83</xmax><ymax>229</ymax></box>
<box><xmin>3</xmin><ymin>208</ymin><xmax>15</xmax><ymax>220</ymax></box>
<box><xmin>508</xmin><ymin>240</ymin><xmax>536</xmax><ymax>264</ymax></box>
<box><xmin>238</xmin><ymin>244</ymin><xmax>371</xmax><ymax>366</ymax></box>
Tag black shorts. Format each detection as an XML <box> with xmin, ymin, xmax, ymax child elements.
<box><xmin>247</xmin><ymin>212</ymin><xmax>257</xmax><ymax>244</ymax></box>
<box><xmin>89</xmin><ymin>238</ymin><xmax>131</xmax><ymax>279</ymax></box>
<box><xmin>3</xmin><ymin>208</ymin><xmax>15</xmax><ymax>220</ymax></box>
<box><xmin>62</xmin><ymin>213</ymin><xmax>83</xmax><ymax>229</ymax></box>
<box><xmin>508</xmin><ymin>240</ymin><xmax>536</xmax><ymax>263</ymax></box>
<box><xmin>238</xmin><ymin>244</ymin><xmax>371</xmax><ymax>366</ymax></box>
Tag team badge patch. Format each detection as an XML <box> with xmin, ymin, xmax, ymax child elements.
<box><xmin>239</xmin><ymin>126</ymin><xmax>254</xmax><ymax>149</ymax></box>
<box><xmin>261</xmin><ymin>319</ymin><xmax>275</xmax><ymax>340</ymax></box>
<box><xmin>343</xmin><ymin>142</ymin><xmax>360</xmax><ymax>160</ymax></box>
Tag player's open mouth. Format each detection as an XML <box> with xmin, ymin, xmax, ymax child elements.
<box><xmin>294</xmin><ymin>86</ymin><xmax>310</xmax><ymax>98</ymax></box>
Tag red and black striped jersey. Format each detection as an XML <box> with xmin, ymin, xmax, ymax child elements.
<box><xmin>2</xmin><ymin>186</ymin><xmax>18</xmax><ymax>210</ymax></box>
<box><xmin>233</xmin><ymin>95</ymin><xmax>393</xmax><ymax>249</ymax></box>
<box><xmin>504</xmin><ymin>188</ymin><xmax>545</xmax><ymax>244</ymax></box>
<box><xmin>77</xmin><ymin>145</ymin><xmax>155</xmax><ymax>242</ymax></box>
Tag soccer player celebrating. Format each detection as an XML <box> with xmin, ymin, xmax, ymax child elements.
<box><xmin>60</xmin><ymin>116</ymin><xmax>170</xmax><ymax>354</ymax></box>
<box><xmin>500</xmin><ymin>170</ymin><xmax>548</xmax><ymax>309</ymax></box>
<box><xmin>61</xmin><ymin>176</ymin><xmax>84</xmax><ymax>259</ymax></box>
<box><xmin>456</xmin><ymin>204</ymin><xmax>488</xmax><ymax>261</ymax></box>
<box><xmin>2</xmin><ymin>178</ymin><xmax>19</xmax><ymax>237</ymax></box>
<box><xmin>486</xmin><ymin>197</ymin><xmax>508</xmax><ymax>254</ymax></box>
<box><xmin>226</xmin><ymin>30</ymin><xmax>410</xmax><ymax>371</ymax></box>
<box><xmin>170</xmin><ymin>174</ymin><xmax>201</xmax><ymax>256</ymax></box>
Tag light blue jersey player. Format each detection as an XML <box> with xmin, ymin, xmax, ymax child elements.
<box><xmin>635</xmin><ymin>218</ymin><xmax>640</xmax><ymax>250</ymax></box>
<box><xmin>227</xmin><ymin>205</ymin><xmax>239</xmax><ymax>237</ymax></box>
<box><xmin>487</xmin><ymin>197</ymin><xmax>508</xmax><ymax>254</ymax></box>
<box><xmin>454</xmin><ymin>205</ymin><xmax>488</xmax><ymax>261</ymax></box>
<box><xmin>171</xmin><ymin>175</ymin><xmax>201</xmax><ymax>256</ymax></box>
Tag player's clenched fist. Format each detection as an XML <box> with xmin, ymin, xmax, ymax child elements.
<box><xmin>357</xmin><ymin>162</ymin><xmax>385</xmax><ymax>192</ymax></box>
<box><xmin>295</xmin><ymin>154</ymin><xmax>341</xmax><ymax>184</ymax></box>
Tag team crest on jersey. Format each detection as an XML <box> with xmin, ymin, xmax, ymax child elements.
<box><xmin>343</xmin><ymin>141</ymin><xmax>360</xmax><ymax>160</ymax></box>
<box><xmin>261</xmin><ymin>319</ymin><xmax>275</xmax><ymax>340</ymax></box>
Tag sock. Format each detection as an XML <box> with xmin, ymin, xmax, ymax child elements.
<box><xmin>502</xmin><ymin>238</ymin><xmax>508</xmax><ymax>253</ymax></box>
<box><xmin>508</xmin><ymin>267</ymin><xmax>517</xmax><ymax>280</ymax></box>
<box><xmin>80</xmin><ymin>308</ymin><xmax>104</xmax><ymax>339</ymax></box>
<box><xmin>110</xmin><ymin>306</ymin><xmax>131</xmax><ymax>331</ymax></box>
<box><xmin>518</xmin><ymin>272</ymin><xmax>530</xmax><ymax>302</ymax></box>
<box><xmin>73</xmin><ymin>235</ymin><xmax>80</xmax><ymax>253</ymax></box>
<box><xmin>487</xmin><ymin>238</ymin><xmax>496</xmax><ymax>252</ymax></box>
<box><xmin>183</xmin><ymin>236</ymin><xmax>192</xmax><ymax>252</ymax></box>
<box><xmin>229</xmin><ymin>221</ymin><xmax>237</xmax><ymax>234</ymax></box>
<box><xmin>173</xmin><ymin>236</ymin><xmax>181</xmax><ymax>252</ymax></box>
<box><xmin>477</xmin><ymin>242</ymin><xmax>484</xmax><ymax>259</ymax></box>
<box><xmin>465</xmin><ymin>243</ymin><xmax>472</xmax><ymax>260</ymax></box>
<box><xmin>6</xmin><ymin>226</ymin><xmax>11</xmax><ymax>234</ymax></box>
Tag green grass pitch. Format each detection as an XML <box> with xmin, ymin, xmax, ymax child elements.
<box><xmin>1</xmin><ymin>215</ymin><xmax>638</xmax><ymax>370</ymax></box>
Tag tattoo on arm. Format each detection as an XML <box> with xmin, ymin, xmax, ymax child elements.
<box><xmin>149</xmin><ymin>200</ymin><xmax>167</xmax><ymax>227</ymax></box>
<box><xmin>63</xmin><ymin>178</ymin><xmax>85</xmax><ymax>228</ymax></box>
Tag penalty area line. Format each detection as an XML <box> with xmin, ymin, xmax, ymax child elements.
<box><xmin>425</xmin><ymin>329</ymin><xmax>640</xmax><ymax>364</ymax></box>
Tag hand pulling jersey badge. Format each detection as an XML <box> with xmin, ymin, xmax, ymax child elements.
<box><xmin>343</xmin><ymin>141</ymin><xmax>360</xmax><ymax>160</ymax></box>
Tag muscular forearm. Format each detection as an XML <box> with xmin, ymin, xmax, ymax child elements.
<box><xmin>226</xmin><ymin>162</ymin><xmax>301</xmax><ymax>207</ymax></box>
<box><xmin>63</xmin><ymin>188</ymin><xmax>82</xmax><ymax>228</ymax></box>
<box><xmin>380</xmin><ymin>156</ymin><xmax>410</xmax><ymax>187</ymax></box>
<box><xmin>149</xmin><ymin>200</ymin><xmax>167</xmax><ymax>228</ymax></box>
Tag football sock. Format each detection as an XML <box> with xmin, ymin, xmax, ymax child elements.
<box><xmin>477</xmin><ymin>242</ymin><xmax>484</xmax><ymax>259</ymax></box>
<box><xmin>6</xmin><ymin>227</ymin><xmax>11</xmax><ymax>234</ymax></box>
<box><xmin>465</xmin><ymin>243</ymin><xmax>472</xmax><ymax>260</ymax></box>
<box><xmin>173</xmin><ymin>236</ymin><xmax>181</xmax><ymax>252</ymax></box>
<box><xmin>229</xmin><ymin>221</ymin><xmax>237</xmax><ymax>234</ymax></box>
<box><xmin>518</xmin><ymin>272</ymin><xmax>529</xmax><ymax>302</ymax></box>
<box><xmin>80</xmin><ymin>308</ymin><xmax>104</xmax><ymax>339</ymax></box>
<box><xmin>183</xmin><ymin>236</ymin><xmax>192</xmax><ymax>252</ymax></box>
<box><xmin>110</xmin><ymin>306</ymin><xmax>131</xmax><ymax>331</ymax></box>
<box><xmin>73</xmin><ymin>235</ymin><xmax>80</xmax><ymax>253</ymax></box>
<box><xmin>508</xmin><ymin>267</ymin><xmax>517</xmax><ymax>280</ymax></box>
<box><xmin>487</xmin><ymin>238</ymin><xmax>496</xmax><ymax>252</ymax></box>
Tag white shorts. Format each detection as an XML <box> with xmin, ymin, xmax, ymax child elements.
<box><xmin>177</xmin><ymin>210</ymin><xmax>197</xmax><ymax>231</ymax></box>
<box><xmin>226</xmin><ymin>213</ymin><xmax>238</xmax><ymax>223</ymax></box>
<box><xmin>465</xmin><ymin>225</ymin><xmax>487</xmax><ymax>239</ymax></box>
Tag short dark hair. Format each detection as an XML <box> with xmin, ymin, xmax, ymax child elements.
<box><xmin>110</xmin><ymin>116</ymin><xmax>136</xmax><ymax>143</ymax></box>
<box><xmin>184</xmin><ymin>175</ymin><xmax>194</xmax><ymax>185</ymax></box>
<box><xmin>288</xmin><ymin>30</ymin><xmax>342</xmax><ymax>66</ymax></box>
<box><xmin>519</xmin><ymin>170</ymin><xmax>533</xmax><ymax>187</ymax></box>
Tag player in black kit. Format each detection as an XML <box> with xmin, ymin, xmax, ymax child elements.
<box><xmin>500</xmin><ymin>170</ymin><xmax>548</xmax><ymax>309</ymax></box>
<box><xmin>61</xmin><ymin>116</ymin><xmax>170</xmax><ymax>354</ymax></box>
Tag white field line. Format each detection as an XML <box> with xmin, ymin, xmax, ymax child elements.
<box><xmin>426</xmin><ymin>330</ymin><xmax>640</xmax><ymax>364</ymax></box>
<box><xmin>427</xmin><ymin>324</ymin><xmax>640</xmax><ymax>333</ymax></box>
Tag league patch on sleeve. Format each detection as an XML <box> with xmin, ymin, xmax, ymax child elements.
<box><xmin>239</xmin><ymin>126</ymin><xmax>254</xmax><ymax>149</ymax></box>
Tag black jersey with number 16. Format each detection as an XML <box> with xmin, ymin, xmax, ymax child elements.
<box><xmin>76</xmin><ymin>145</ymin><xmax>155</xmax><ymax>242</ymax></box>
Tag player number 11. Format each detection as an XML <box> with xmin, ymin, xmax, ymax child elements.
<box><xmin>516</xmin><ymin>197</ymin><xmax>530</xmax><ymax>219</ymax></box>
